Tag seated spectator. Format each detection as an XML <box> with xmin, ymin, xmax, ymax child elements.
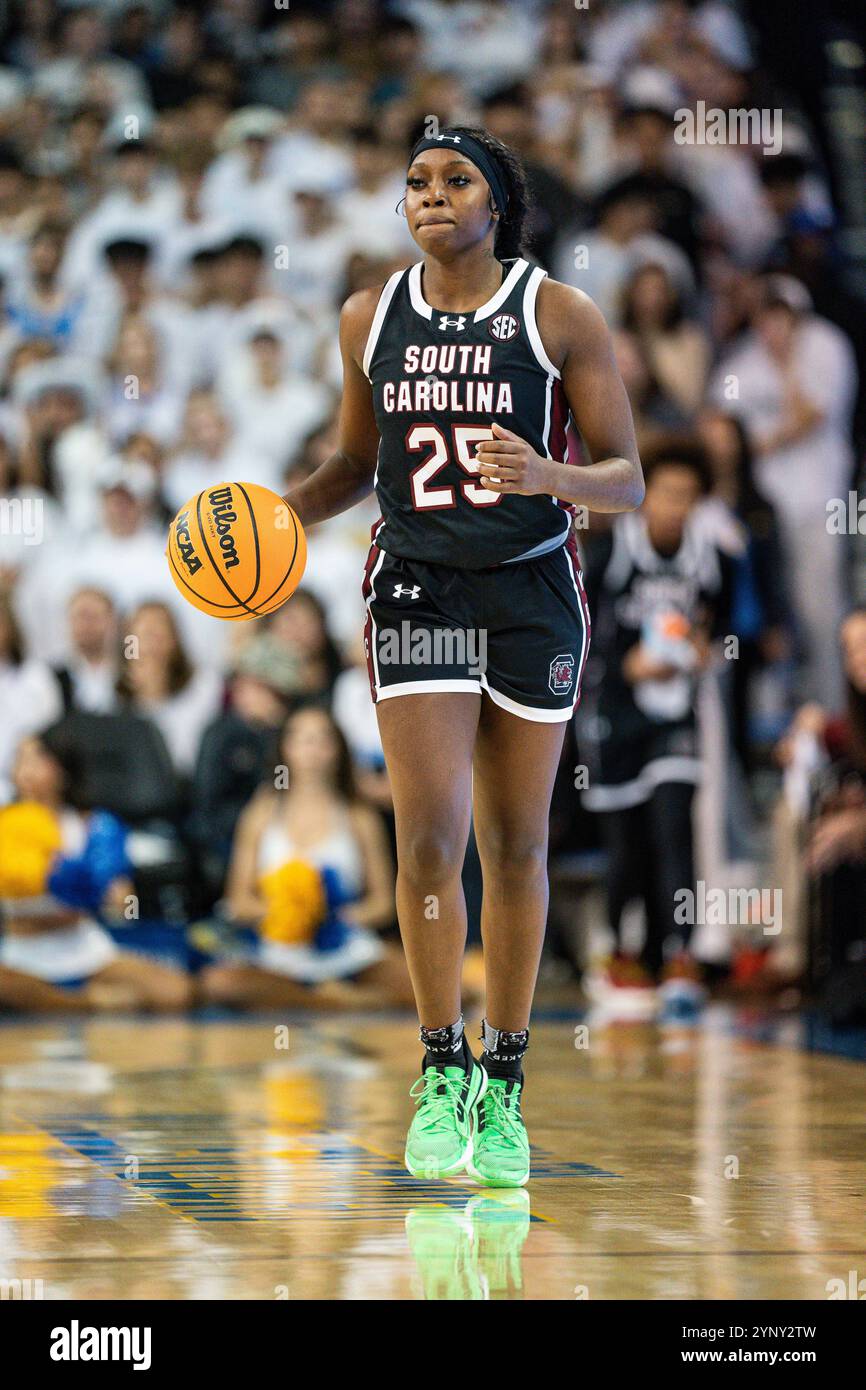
<box><xmin>61</xmin><ymin>138</ymin><xmax>181</xmax><ymax>293</ymax></box>
<box><xmin>19</xmin><ymin>454</ymin><xmax>223</xmax><ymax>669</ymax></box>
<box><xmin>770</xmin><ymin>610</ymin><xmax>866</xmax><ymax>988</ymax></box>
<box><xmin>611</xmin><ymin>327</ymin><xmax>690</xmax><ymax>452</ymax></box>
<box><xmin>104</xmin><ymin>314</ymin><xmax>185</xmax><ymax>447</ymax></box>
<box><xmin>5</xmin><ymin>221</ymin><xmax>85</xmax><ymax>350</ymax></box>
<box><xmin>0</xmin><ymin>731</ymin><xmax>191</xmax><ymax>1011</ymax></box>
<box><xmin>162</xmin><ymin>388</ymin><xmax>265</xmax><ymax>514</ymax></box>
<box><xmin>13</xmin><ymin>354</ymin><xmax>107</xmax><ymax>527</ymax></box>
<box><xmin>198</xmin><ymin>105</ymin><xmax>289</xmax><ymax>245</ymax></box>
<box><xmin>621</xmin><ymin>261</ymin><xmax>709</xmax><ymax>416</ymax></box>
<box><xmin>332</xmin><ymin>631</ymin><xmax>392</xmax><ymax>813</ymax></box>
<box><xmin>116</xmin><ymin>601</ymin><xmax>223</xmax><ymax>778</ymax></box>
<box><xmin>0</xmin><ymin>593</ymin><xmax>62</xmax><ymax>803</ymax></box>
<box><xmin>553</xmin><ymin>183</ymin><xmax>657</xmax><ymax>322</ymax></box>
<box><xmin>200</xmin><ymin>705</ymin><xmax>413</xmax><ymax>1009</ymax></box>
<box><xmin>76</xmin><ymin>236</ymin><xmax>200</xmax><ymax>388</ymax></box>
<box><xmin>54</xmin><ymin>586</ymin><xmax>119</xmax><ymax>715</ymax></box>
<box><xmin>262</xmin><ymin>588</ymin><xmax>343</xmax><ymax>704</ymax></box>
<box><xmin>578</xmin><ymin>443</ymin><xmax>733</xmax><ymax>1018</ymax></box>
<box><xmin>481</xmin><ymin>83</ymin><xmax>588</xmax><ymax>271</ymax></box>
<box><xmin>190</xmin><ymin>640</ymin><xmax>300</xmax><ymax>900</ymax></box>
<box><xmin>214</xmin><ymin>326</ymin><xmax>332</xmax><ymax>480</ymax></box>
<box><xmin>776</xmin><ymin>610</ymin><xmax>866</xmax><ymax>878</ymax></box>
<box><xmin>602</xmin><ymin>99</ymin><xmax>705</xmax><ymax>269</ymax></box>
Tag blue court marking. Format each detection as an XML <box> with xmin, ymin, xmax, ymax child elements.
<box><xmin>37</xmin><ymin>1119</ymin><xmax>619</xmax><ymax>1224</ymax></box>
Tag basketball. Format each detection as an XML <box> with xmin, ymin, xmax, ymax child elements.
<box><xmin>166</xmin><ymin>481</ymin><xmax>306</xmax><ymax>621</ymax></box>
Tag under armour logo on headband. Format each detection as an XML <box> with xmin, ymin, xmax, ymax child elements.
<box><xmin>433</xmin><ymin>135</ymin><xmax>461</xmax><ymax>144</ymax></box>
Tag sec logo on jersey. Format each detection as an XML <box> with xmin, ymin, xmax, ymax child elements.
<box><xmin>489</xmin><ymin>312</ymin><xmax>520</xmax><ymax>342</ymax></box>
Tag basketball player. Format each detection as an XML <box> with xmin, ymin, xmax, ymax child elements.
<box><xmin>283</xmin><ymin>128</ymin><xmax>643</xmax><ymax>1187</ymax></box>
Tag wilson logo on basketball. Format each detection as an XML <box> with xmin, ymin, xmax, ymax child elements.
<box><xmin>174</xmin><ymin>510</ymin><xmax>202</xmax><ymax>576</ymax></box>
<box><xmin>167</xmin><ymin>480</ymin><xmax>306</xmax><ymax>622</ymax></box>
<box><xmin>488</xmin><ymin>312</ymin><xmax>519</xmax><ymax>342</ymax></box>
<box><xmin>208</xmin><ymin>486</ymin><xmax>241</xmax><ymax>570</ymax></box>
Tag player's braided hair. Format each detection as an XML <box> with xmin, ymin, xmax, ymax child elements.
<box><xmin>444</xmin><ymin>125</ymin><xmax>531</xmax><ymax>260</ymax></box>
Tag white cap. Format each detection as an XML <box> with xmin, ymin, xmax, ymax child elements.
<box><xmin>98</xmin><ymin>456</ymin><xmax>157</xmax><ymax>501</ymax></box>
<box><xmin>14</xmin><ymin>357</ymin><xmax>105</xmax><ymax>415</ymax></box>
<box><xmin>216</xmin><ymin>107</ymin><xmax>285</xmax><ymax>153</ymax></box>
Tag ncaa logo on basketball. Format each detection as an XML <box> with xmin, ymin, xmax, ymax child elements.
<box><xmin>549</xmin><ymin>653</ymin><xmax>575</xmax><ymax>694</ymax></box>
<box><xmin>173</xmin><ymin>510</ymin><xmax>202</xmax><ymax>576</ymax></box>
<box><xmin>489</xmin><ymin>312</ymin><xmax>520</xmax><ymax>342</ymax></box>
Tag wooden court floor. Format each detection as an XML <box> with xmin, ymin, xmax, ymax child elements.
<box><xmin>0</xmin><ymin>1005</ymin><xmax>864</xmax><ymax>1300</ymax></box>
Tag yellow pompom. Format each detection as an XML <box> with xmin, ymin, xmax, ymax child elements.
<box><xmin>257</xmin><ymin>858</ymin><xmax>326</xmax><ymax>944</ymax></box>
<box><xmin>0</xmin><ymin>802</ymin><xmax>63</xmax><ymax>898</ymax></box>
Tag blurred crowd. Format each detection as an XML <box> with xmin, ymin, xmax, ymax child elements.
<box><xmin>0</xmin><ymin>0</ymin><xmax>863</xmax><ymax>1015</ymax></box>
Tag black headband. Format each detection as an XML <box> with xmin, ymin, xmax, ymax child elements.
<box><xmin>408</xmin><ymin>130</ymin><xmax>509</xmax><ymax>216</ymax></box>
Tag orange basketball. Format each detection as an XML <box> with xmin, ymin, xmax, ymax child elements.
<box><xmin>166</xmin><ymin>481</ymin><xmax>306</xmax><ymax>621</ymax></box>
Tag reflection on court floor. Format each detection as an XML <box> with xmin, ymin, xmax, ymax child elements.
<box><xmin>0</xmin><ymin>1010</ymin><xmax>865</xmax><ymax>1299</ymax></box>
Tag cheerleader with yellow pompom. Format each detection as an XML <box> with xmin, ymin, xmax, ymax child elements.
<box><xmin>199</xmin><ymin>706</ymin><xmax>416</xmax><ymax>1010</ymax></box>
<box><xmin>0</xmin><ymin>731</ymin><xmax>193</xmax><ymax>1011</ymax></box>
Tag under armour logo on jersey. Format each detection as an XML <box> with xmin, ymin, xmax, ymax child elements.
<box><xmin>489</xmin><ymin>312</ymin><xmax>520</xmax><ymax>342</ymax></box>
<box><xmin>438</xmin><ymin>315</ymin><xmax>466</xmax><ymax>332</ymax></box>
<box><xmin>549</xmin><ymin>653</ymin><xmax>575</xmax><ymax>695</ymax></box>
<box><xmin>393</xmin><ymin>584</ymin><xmax>421</xmax><ymax>600</ymax></box>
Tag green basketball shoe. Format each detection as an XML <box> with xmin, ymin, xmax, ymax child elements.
<box><xmin>405</xmin><ymin>1060</ymin><xmax>487</xmax><ymax>1179</ymax></box>
<box><xmin>468</xmin><ymin>1075</ymin><xmax>530</xmax><ymax>1187</ymax></box>
<box><xmin>405</xmin><ymin>1206</ymin><xmax>486</xmax><ymax>1300</ymax></box>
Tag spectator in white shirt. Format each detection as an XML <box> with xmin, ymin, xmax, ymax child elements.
<box><xmin>163</xmin><ymin>388</ymin><xmax>270</xmax><ymax>513</ymax></box>
<box><xmin>710</xmin><ymin>276</ymin><xmax>858</xmax><ymax>707</ymax></box>
<box><xmin>0</xmin><ymin>591</ymin><xmax>62</xmax><ymax>803</ymax></box>
<box><xmin>61</xmin><ymin>139</ymin><xmax>182</xmax><ymax>292</ymax></box>
<box><xmin>53</xmin><ymin>586</ymin><xmax>118</xmax><ymax>715</ymax></box>
<box><xmin>215</xmin><ymin>328</ymin><xmax>332</xmax><ymax>478</ymax></box>
<box><xmin>19</xmin><ymin>455</ymin><xmax>225</xmax><ymax>671</ymax></box>
<box><xmin>74</xmin><ymin>236</ymin><xmax>202</xmax><ymax>397</ymax></box>
<box><xmin>104</xmin><ymin>315</ymin><xmax>185</xmax><ymax>448</ymax></box>
<box><xmin>200</xmin><ymin>106</ymin><xmax>292</xmax><ymax>245</ymax></box>
<box><xmin>116</xmin><ymin>600</ymin><xmax>224</xmax><ymax>777</ymax></box>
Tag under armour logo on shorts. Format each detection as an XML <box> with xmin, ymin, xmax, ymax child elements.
<box><xmin>393</xmin><ymin>584</ymin><xmax>421</xmax><ymax>600</ymax></box>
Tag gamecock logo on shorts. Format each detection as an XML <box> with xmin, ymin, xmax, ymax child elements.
<box><xmin>488</xmin><ymin>312</ymin><xmax>520</xmax><ymax>342</ymax></box>
<box><xmin>548</xmin><ymin>653</ymin><xmax>575</xmax><ymax>695</ymax></box>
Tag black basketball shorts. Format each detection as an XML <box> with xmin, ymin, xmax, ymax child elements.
<box><xmin>362</xmin><ymin>536</ymin><xmax>591</xmax><ymax>723</ymax></box>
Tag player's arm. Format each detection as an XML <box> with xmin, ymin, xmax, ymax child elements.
<box><xmin>282</xmin><ymin>289</ymin><xmax>381</xmax><ymax>526</ymax></box>
<box><xmin>475</xmin><ymin>280</ymin><xmax>644</xmax><ymax>512</ymax></box>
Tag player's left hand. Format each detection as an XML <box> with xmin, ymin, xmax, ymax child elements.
<box><xmin>474</xmin><ymin>422</ymin><xmax>554</xmax><ymax>495</ymax></box>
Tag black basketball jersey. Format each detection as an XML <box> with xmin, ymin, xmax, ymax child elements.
<box><xmin>582</xmin><ymin>511</ymin><xmax>733</xmax><ymax>740</ymax></box>
<box><xmin>363</xmin><ymin>256</ymin><xmax>575</xmax><ymax>569</ymax></box>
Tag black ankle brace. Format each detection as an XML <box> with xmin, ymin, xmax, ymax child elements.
<box><xmin>480</xmin><ymin>1019</ymin><xmax>529</xmax><ymax>1064</ymax></box>
<box><xmin>420</xmin><ymin>1016</ymin><xmax>465</xmax><ymax>1061</ymax></box>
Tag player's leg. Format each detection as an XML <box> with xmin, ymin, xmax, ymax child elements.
<box><xmin>375</xmin><ymin>690</ymin><xmax>487</xmax><ymax>1177</ymax></box>
<box><xmin>468</xmin><ymin>700</ymin><xmax>568</xmax><ymax>1186</ymax></box>
<box><xmin>376</xmin><ymin>691</ymin><xmax>480</xmax><ymax>1022</ymax></box>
